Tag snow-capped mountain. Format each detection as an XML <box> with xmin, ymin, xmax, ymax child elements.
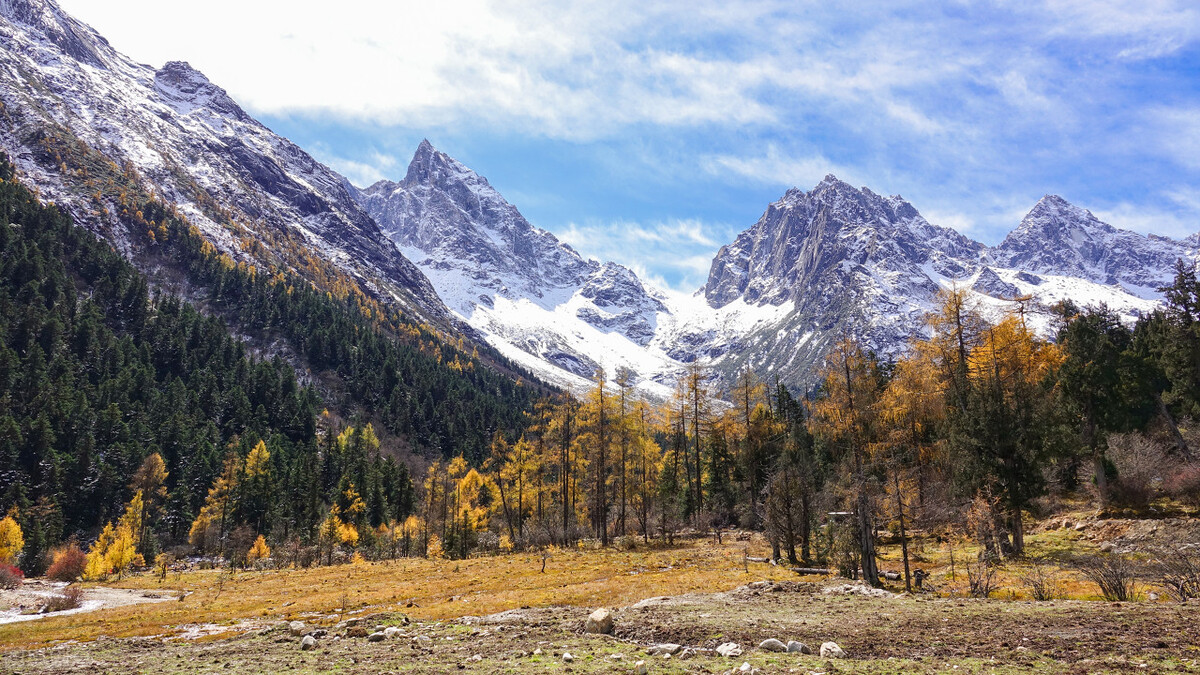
<box><xmin>355</xmin><ymin>142</ymin><xmax>678</xmax><ymax>393</ymax></box>
<box><xmin>355</xmin><ymin>149</ymin><xmax>1198</xmax><ymax>394</ymax></box>
<box><xmin>3</xmin><ymin>0</ymin><xmax>1195</xmax><ymax>398</ymax></box>
<box><xmin>992</xmin><ymin>195</ymin><xmax>1193</xmax><ymax>298</ymax></box>
<box><xmin>0</xmin><ymin>0</ymin><xmax>444</xmax><ymax>319</ymax></box>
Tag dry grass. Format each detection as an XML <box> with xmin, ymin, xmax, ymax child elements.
<box><xmin>0</xmin><ymin>537</ymin><xmax>796</xmax><ymax>651</ymax></box>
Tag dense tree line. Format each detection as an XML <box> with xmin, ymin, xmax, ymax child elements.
<box><xmin>417</xmin><ymin>279</ymin><xmax>1199</xmax><ymax>590</ymax></box>
<box><xmin>0</xmin><ymin>154</ymin><xmax>528</xmax><ymax>573</ymax></box>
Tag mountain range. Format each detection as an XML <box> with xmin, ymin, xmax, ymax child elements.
<box><xmin>2</xmin><ymin>0</ymin><xmax>1197</xmax><ymax>398</ymax></box>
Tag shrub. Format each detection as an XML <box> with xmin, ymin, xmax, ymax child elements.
<box><xmin>46</xmin><ymin>543</ymin><xmax>87</xmax><ymax>582</ymax></box>
<box><xmin>1019</xmin><ymin>559</ymin><xmax>1065</xmax><ymax>601</ymax></box>
<box><xmin>1076</xmin><ymin>554</ymin><xmax>1142</xmax><ymax>601</ymax></box>
<box><xmin>42</xmin><ymin>585</ymin><xmax>83</xmax><ymax>612</ymax></box>
<box><xmin>1152</xmin><ymin>546</ymin><xmax>1200</xmax><ymax>601</ymax></box>
<box><xmin>966</xmin><ymin>555</ymin><xmax>999</xmax><ymax>599</ymax></box>
<box><xmin>1164</xmin><ymin>465</ymin><xmax>1200</xmax><ymax>508</ymax></box>
<box><xmin>0</xmin><ymin>562</ymin><xmax>24</xmax><ymax>589</ymax></box>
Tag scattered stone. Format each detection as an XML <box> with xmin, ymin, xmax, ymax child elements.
<box><xmin>368</xmin><ymin>632</ymin><xmax>386</xmax><ymax>642</ymax></box>
<box><xmin>384</xmin><ymin>626</ymin><xmax>402</xmax><ymax>638</ymax></box>
<box><xmin>1100</xmin><ymin>541</ymin><xmax>1116</xmax><ymax>552</ymax></box>
<box><xmin>635</xmin><ymin>661</ymin><xmax>649</xmax><ymax>675</ymax></box>
<box><xmin>738</xmin><ymin>663</ymin><xmax>754</xmax><ymax>673</ymax></box>
<box><xmin>1074</xmin><ymin>521</ymin><xmax>1089</xmax><ymax>532</ymax></box>
<box><xmin>413</xmin><ymin>635</ymin><xmax>433</xmax><ymax>645</ymax></box>
<box><xmin>585</xmin><ymin>607</ymin><xmax>614</xmax><ymax>634</ymax></box>
<box><xmin>823</xmin><ymin>583</ymin><xmax>895</xmax><ymax>599</ymax></box>
<box><xmin>648</xmin><ymin>644</ymin><xmax>682</xmax><ymax>656</ymax></box>
<box><xmin>717</xmin><ymin>642</ymin><xmax>743</xmax><ymax>657</ymax></box>
<box><xmin>563</xmin><ymin>652</ymin><xmax>575</xmax><ymax>663</ymax></box>
<box><xmin>310</xmin><ymin>629</ymin><xmax>328</xmax><ymax>639</ymax></box>
<box><xmin>609</xmin><ymin>653</ymin><xmax>625</xmax><ymax>661</ymax></box>
<box><xmin>288</xmin><ymin>621</ymin><xmax>306</xmax><ymax>636</ymax></box>
<box><xmin>533</xmin><ymin>647</ymin><xmax>543</xmax><ymax>656</ymax></box>
<box><xmin>468</xmin><ymin>654</ymin><xmax>482</xmax><ymax>662</ymax></box>
<box><xmin>759</xmin><ymin>638</ymin><xmax>787</xmax><ymax>652</ymax></box>
<box><xmin>787</xmin><ymin>640</ymin><xmax>812</xmax><ymax>654</ymax></box>
<box><xmin>300</xmin><ymin>635</ymin><xmax>316</xmax><ymax>651</ymax></box>
<box><xmin>819</xmin><ymin>641</ymin><xmax>845</xmax><ymax>658</ymax></box>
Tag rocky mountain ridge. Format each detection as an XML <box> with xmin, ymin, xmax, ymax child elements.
<box><xmin>0</xmin><ymin>0</ymin><xmax>446</xmax><ymax>321</ymax></box>
<box><xmin>357</xmin><ymin>144</ymin><xmax>1198</xmax><ymax>394</ymax></box>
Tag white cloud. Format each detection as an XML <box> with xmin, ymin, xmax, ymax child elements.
<box><xmin>701</xmin><ymin>144</ymin><xmax>846</xmax><ymax>190</ymax></box>
<box><xmin>1146</xmin><ymin>106</ymin><xmax>1200</xmax><ymax>171</ymax></box>
<box><xmin>557</xmin><ymin>218</ymin><xmax>736</xmax><ymax>292</ymax></box>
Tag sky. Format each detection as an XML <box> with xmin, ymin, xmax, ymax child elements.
<box><xmin>56</xmin><ymin>0</ymin><xmax>1200</xmax><ymax>293</ymax></box>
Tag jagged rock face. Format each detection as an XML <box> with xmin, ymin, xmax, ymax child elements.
<box><xmin>972</xmin><ymin>267</ymin><xmax>1020</xmax><ymax>299</ymax></box>
<box><xmin>356</xmin><ymin>141</ymin><xmax>596</xmax><ymax>307</ymax></box>
<box><xmin>356</xmin><ymin>142</ymin><xmax>670</xmax><ymax>383</ymax></box>
<box><xmin>699</xmin><ymin>176</ymin><xmax>985</xmax><ymax>383</ymax></box>
<box><xmin>993</xmin><ymin>195</ymin><xmax>1194</xmax><ymax>295</ymax></box>
<box><xmin>0</xmin><ymin>0</ymin><xmax>444</xmax><ymax>320</ymax></box>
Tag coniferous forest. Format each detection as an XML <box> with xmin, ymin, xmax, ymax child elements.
<box><xmin>1</xmin><ymin>149</ymin><xmax>1198</xmax><ymax>591</ymax></box>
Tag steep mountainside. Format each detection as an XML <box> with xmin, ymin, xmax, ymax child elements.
<box><xmin>992</xmin><ymin>195</ymin><xmax>1193</xmax><ymax>297</ymax></box>
<box><xmin>0</xmin><ymin>0</ymin><xmax>444</xmax><ymax>320</ymax></box>
<box><xmin>357</xmin><ymin>142</ymin><xmax>678</xmax><ymax>394</ymax></box>
<box><xmin>356</xmin><ymin>149</ymin><xmax>1198</xmax><ymax>393</ymax></box>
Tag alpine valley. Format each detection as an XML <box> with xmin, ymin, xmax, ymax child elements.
<box><xmin>2</xmin><ymin>0</ymin><xmax>1197</xmax><ymax>401</ymax></box>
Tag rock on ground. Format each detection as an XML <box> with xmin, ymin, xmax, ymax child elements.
<box><xmin>300</xmin><ymin>635</ymin><xmax>316</xmax><ymax>651</ymax></box>
<box><xmin>820</xmin><ymin>641</ymin><xmax>846</xmax><ymax>658</ymax></box>
<box><xmin>648</xmin><ymin>643</ymin><xmax>682</xmax><ymax>656</ymax></box>
<box><xmin>716</xmin><ymin>642</ymin><xmax>743</xmax><ymax>657</ymax></box>
<box><xmin>758</xmin><ymin>638</ymin><xmax>787</xmax><ymax>652</ymax></box>
<box><xmin>635</xmin><ymin>661</ymin><xmax>649</xmax><ymax>675</ymax></box>
<box><xmin>288</xmin><ymin>621</ymin><xmax>305</xmax><ymax>636</ymax></box>
<box><xmin>367</xmin><ymin>632</ymin><xmax>385</xmax><ymax>642</ymax></box>
<box><xmin>585</xmin><ymin>607</ymin><xmax>614</xmax><ymax>634</ymax></box>
<box><xmin>786</xmin><ymin>640</ymin><xmax>811</xmax><ymax>654</ymax></box>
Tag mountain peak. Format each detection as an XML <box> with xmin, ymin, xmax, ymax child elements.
<box><xmin>154</xmin><ymin>61</ymin><xmax>247</xmax><ymax>120</ymax></box>
<box><xmin>1</xmin><ymin>0</ymin><xmax>108</xmax><ymax>67</ymax></box>
<box><xmin>403</xmin><ymin>139</ymin><xmax>478</xmax><ymax>187</ymax></box>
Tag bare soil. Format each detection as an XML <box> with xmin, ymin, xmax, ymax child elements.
<box><xmin>4</xmin><ymin>580</ymin><xmax>1197</xmax><ymax>674</ymax></box>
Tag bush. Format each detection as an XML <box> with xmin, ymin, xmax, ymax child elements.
<box><xmin>1152</xmin><ymin>546</ymin><xmax>1200</xmax><ymax>601</ymax></box>
<box><xmin>1164</xmin><ymin>465</ymin><xmax>1200</xmax><ymax>508</ymax></box>
<box><xmin>966</xmin><ymin>555</ymin><xmax>999</xmax><ymax>599</ymax></box>
<box><xmin>1019</xmin><ymin>559</ymin><xmax>1065</xmax><ymax>601</ymax></box>
<box><xmin>0</xmin><ymin>563</ymin><xmax>24</xmax><ymax>589</ymax></box>
<box><xmin>1076</xmin><ymin>554</ymin><xmax>1142</xmax><ymax>601</ymax></box>
<box><xmin>42</xmin><ymin>585</ymin><xmax>83</xmax><ymax>612</ymax></box>
<box><xmin>46</xmin><ymin>542</ymin><xmax>87</xmax><ymax>582</ymax></box>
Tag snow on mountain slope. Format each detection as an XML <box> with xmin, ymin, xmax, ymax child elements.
<box><xmin>358</xmin><ymin>151</ymin><xmax>1197</xmax><ymax>395</ymax></box>
<box><xmin>356</xmin><ymin>142</ymin><xmax>684</xmax><ymax>394</ymax></box>
<box><xmin>992</xmin><ymin>195</ymin><xmax>1194</xmax><ymax>298</ymax></box>
<box><xmin>0</xmin><ymin>0</ymin><xmax>445</xmax><ymax>320</ymax></box>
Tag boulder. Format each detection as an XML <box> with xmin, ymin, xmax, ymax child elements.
<box><xmin>786</xmin><ymin>640</ymin><xmax>811</xmax><ymax>654</ymax></box>
<box><xmin>819</xmin><ymin>641</ymin><xmax>845</xmax><ymax>658</ymax></box>
<box><xmin>716</xmin><ymin>642</ymin><xmax>743</xmax><ymax>657</ymax></box>
<box><xmin>300</xmin><ymin>635</ymin><xmax>316</xmax><ymax>651</ymax></box>
<box><xmin>758</xmin><ymin>638</ymin><xmax>787</xmax><ymax>652</ymax></box>
<box><xmin>367</xmin><ymin>632</ymin><xmax>386</xmax><ymax>642</ymax></box>
<box><xmin>585</xmin><ymin>607</ymin><xmax>614</xmax><ymax>634</ymax></box>
<box><xmin>383</xmin><ymin>626</ymin><xmax>402</xmax><ymax>638</ymax></box>
<box><xmin>647</xmin><ymin>643</ymin><xmax>682</xmax><ymax>656</ymax></box>
<box><xmin>635</xmin><ymin>661</ymin><xmax>649</xmax><ymax>675</ymax></box>
<box><xmin>562</xmin><ymin>652</ymin><xmax>574</xmax><ymax>662</ymax></box>
<box><xmin>288</xmin><ymin>621</ymin><xmax>306</xmax><ymax>636</ymax></box>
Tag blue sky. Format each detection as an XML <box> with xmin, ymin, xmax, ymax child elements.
<box><xmin>58</xmin><ymin>0</ymin><xmax>1200</xmax><ymax>292</ymax></box>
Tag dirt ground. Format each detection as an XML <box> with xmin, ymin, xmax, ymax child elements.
<box><xmin>3</xmin><ymin>580</ymin><xmax>1197</xmax><ymax>674</ymax></box>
